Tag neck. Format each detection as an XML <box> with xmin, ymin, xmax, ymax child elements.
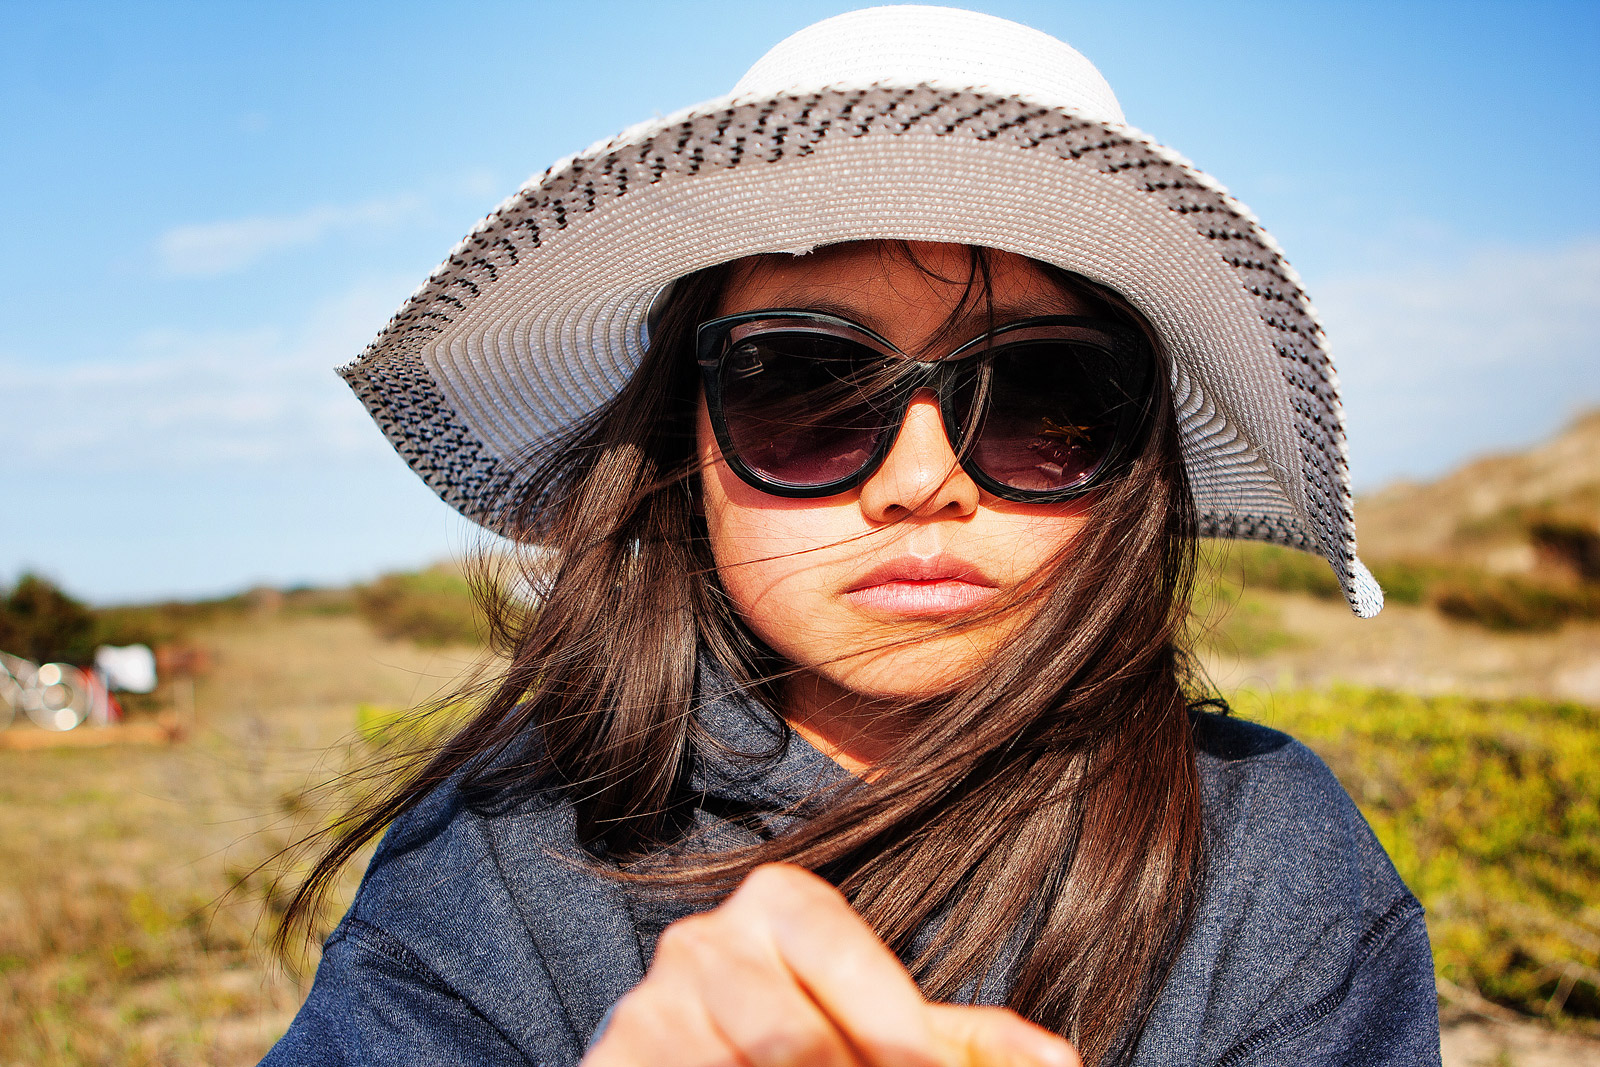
<box><xmin>779</xmin><ymin>672</ymin><xmax>914</xmax><ymax>776</ymax></box>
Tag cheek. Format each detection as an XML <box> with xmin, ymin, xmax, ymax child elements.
<box><xmin>695</xmin><ymin>396</ymin><xmax>1094</xmax><ymax>692</ymax></box>
<box><xmin>697</xmin><ymin>400</ymin><xmax>857</xmax><ymax>649</ymax></box>
<box><xmin>979</xmin><ymin>497</ymin><xmax>1094</xmax><ymax>579</ymax></box>
<box><xmin>1020</xmin><ymin>510</ymin><xmax>1091</xmax><ymax>573</ymax></box>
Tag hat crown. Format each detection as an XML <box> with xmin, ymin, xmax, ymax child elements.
<box><xmin>731</xmin><ymin>5</ymin><xmax>1125</xmax><ymax>126</ymax></box>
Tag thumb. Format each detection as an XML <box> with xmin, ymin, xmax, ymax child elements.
<box><xmin>926</xmin><ymin>1004</ymin><xmax>1082</xmax><ymax>1067</ymax></box>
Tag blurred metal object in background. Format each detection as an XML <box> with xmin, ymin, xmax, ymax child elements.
<box><xmin>0</xmin><ymin>651</ymin><xmax>94</xmax><ymax>731</ymax></box>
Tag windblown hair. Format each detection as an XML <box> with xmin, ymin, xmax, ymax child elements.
<box><xmin>280</xmin><ymin>243</ymin><xmax>1207</xmax><ymax>1066</ymax></box>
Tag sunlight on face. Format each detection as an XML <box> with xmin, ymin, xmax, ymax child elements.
<box><xmin>697</xmin><ymin>242</ymin><xmax>1094</xmax><ymax>732</ymax></box>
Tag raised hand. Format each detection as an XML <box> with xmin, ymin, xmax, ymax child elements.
<box><xmin>583</xmin><ymin>864</ymin><xmax>1080</xmax><ymax>1067</ymax></box>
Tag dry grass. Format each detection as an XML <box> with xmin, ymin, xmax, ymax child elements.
<box><xmin>5</xmin><ymin>589</ymin><xmax>1600</xmax><ymax>1065</ymax></box>
<box><xmin>0</xmin><ymin>613</ymin><xmax>482</xmax><ymax>1067</ymax></box>
<box><xmin>1200</xmin><ymin>589</ymin><xmax>1600</xmax><ymax>707</ymax></box>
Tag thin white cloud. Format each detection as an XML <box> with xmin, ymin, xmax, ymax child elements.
<box><xmin>16</xmin><ymin>236</ymin><xmax>1598</xmax><ymax>529</ymax></box>
<box><xmin>1314</xmin><ymin>237</ymin><xmax>1600</xmax><ymax>487</ymax></box>
<box><xmin>0</xmin><ymin>276</ymin><xmax>475</xmax><ymax>604</ymax></box>
<box><xmin>156</xmin><ymin>194</ymin><xmax>424</xmax><ymax>276</ymax></box>
<box><xmin>4</xmin><ymin>281</ymin><xmax>406</xmax><ymax>470</ymax></box>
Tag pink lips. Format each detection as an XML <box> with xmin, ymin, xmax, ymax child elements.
<box><xmin>841</xmin><ymin>555</ymin><xmax>999</xmax><ymax>617</ymax></box>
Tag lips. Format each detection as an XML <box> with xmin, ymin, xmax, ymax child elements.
<box><xmin>841</xmin><ymin>554</ymin><xmax>1000</xmax><ymax>617</ymax></box>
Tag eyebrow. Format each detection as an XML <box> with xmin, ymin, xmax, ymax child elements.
<box><xmin>742</xmin><ymin>291</ymin><xmax>1081</xmax><ymax>352</ymax></box>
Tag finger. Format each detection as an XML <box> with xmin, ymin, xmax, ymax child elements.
<box><xmin>926</xmin><ymin>1005</ymin><xmax>1081</xmax><ymax>1067</ymax></box>
<box><xmin>584</xmin><ymin>981</ymin><xmax>742</xmax><ymax>1067</ymax></box>
<box><xmin>726</xmin><ymin>864</ymin><xmax>941</xmax><ymax>1067</ymax></box>
<box><xmin>659</xmin><ymin>911</ymin><xmax>864</xmax><ymax>1067</ymax></box>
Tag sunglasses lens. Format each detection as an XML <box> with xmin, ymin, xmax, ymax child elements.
<box><xmin>957</xmin><ymin>339</ymin><xmax>1143</xmax><ymax>495</ymax></box>
<box><xmin>717</xmin><ymin>330</ymin><xmax>896</xmax><ymax>490</ymax></box>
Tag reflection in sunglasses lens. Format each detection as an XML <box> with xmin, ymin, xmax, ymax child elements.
<box><xmin>960</xmin><ymin>341</ymin><xmax>1123</xmax><ymax>493</ymax></box>
<box><xmin>717</xmin><ymin>325</ymin><xmax>1142</xmax><ymax>497</ymax></box>
<box><xmin>720</xmin><ymin>335</ymin><xmax>891</xmax><ymax>487</ymax></box>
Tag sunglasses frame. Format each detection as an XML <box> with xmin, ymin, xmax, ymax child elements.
<box><xmin>696</xmin><ymin>309</ymin><xmax>1157</xmax><ymax>503</ymax></box>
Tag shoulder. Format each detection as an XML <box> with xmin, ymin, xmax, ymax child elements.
<box><xmin>347</xmin><ymin>771</ymin><xmax>517</xmax><ymax>933</ymax></box>
<box><xmin>349</xmin><ymin>737</ymin><xmax>588</xmax><ymax>939</ymax></box>
<box><xmin>298</xmin><ymin>771</ymin><xmax>642</xmax><ymax>1063</ymax></box>
<box><xmin>1191</xmin><ymin>711</ymin><xmax>1403</xmax><ymax>910</ymax></box>
<box><xmin>1187</xmin><ymin>711</ymin><xmax>1421</xmax><ymax>956</ymax></box>
<box><xmin>1131</xmin><ymin>712</ymin><xmax>1439</xmax><ymax>1065</ymax></box>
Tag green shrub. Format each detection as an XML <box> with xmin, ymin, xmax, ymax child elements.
<box><xmin>91</xmin><ymin>587</ymin><xmax>356</xmax><ymax>651</ymax></box>
<box><xmin>1190</xmin><ymin>579</ymin><xmax>1297</xmax><ymax>658</ymax></box>
<box><xmin>281</xmin><ymin>585</ymin><xmax>359</xmax><ymax>617</ymax></box>
<box><xmin>1201</xmin><ymin>540</ymin><xmax>1600</xmax><ymax>631</ymax></box>
<box><xmin>1233</xmin><ymin>686</ymin><xmax>1600</xmax><ymax>1022</ymax></box>
<box><xmin>355</xmin><ymin>569</ymin><xmax>483</xmax><ymax>647</ymax></box>
<box><xmin>94</xmin><ymin>591</ymin><xmax>271</xmax><ymax>649</ymax></box>
<box><xmin>1529</xmin><ymin>519</ymin><xmax>1600</xmax><ymax>582</ymax></box>
<box><xmin>354</xmin><ymin>702</ymin><xmax>415</xmax><ymax>750</ymax></box>
<box><xmin>1235</xmin><ymin>544</ymin><xmax>1343</xmax><ymax>599</ymax></box>
<box><xmin>1202</xmin><ymin>542</ymin><xmax>1343</xmax><ymax>600</ymax></box>
<box><xmin>1433</xmin><ymin>576</ymin><xmax>1600</xmax><ymax>632</ymax></box>
<box><xmin>355</xmin><ymin>700</ymin><xmax>476</xmax><ymax>753</ymax></box>
<box><xmin>1365</xmin><ymin>559</ymin><xmax>1443</xmax><ymax>606</ymax></box>
<box><xmin>1191</xmin><ymin>545</ymin><xmax>1302</xmax><ymax>656</ymax></box>
<box><xmin>0</xmin><ymin>573</ymin><xmax>95</xmax><ymax>664</ymax></box>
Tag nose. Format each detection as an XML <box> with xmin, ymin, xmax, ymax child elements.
<box><xmin>858</xmin><ymin>390</ymin><xmax>981</xmax><ymax>522</ymax></box>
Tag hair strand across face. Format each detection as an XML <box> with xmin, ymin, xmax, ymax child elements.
<box><xmin>278</xmin><ymin>243</ymin><xmax>1208</xmax><ymax>1067</ymax></box>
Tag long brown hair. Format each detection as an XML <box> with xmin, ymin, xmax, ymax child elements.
<box><xmin>280</xmin><ymin>242</ymin><xmax>1206</xmax><ymax>1066</ymax></box>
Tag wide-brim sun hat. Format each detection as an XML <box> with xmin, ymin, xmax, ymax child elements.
<box><xmin>341</xmin><ymin>4</ymin><xmax>1384</xmax><ymax>618</ymax></box>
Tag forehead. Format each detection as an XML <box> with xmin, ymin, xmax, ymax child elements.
<box><xmin>715</xmin><ymin>241</ymin><xmax>1094</xmax><ymax>348</ymax></box>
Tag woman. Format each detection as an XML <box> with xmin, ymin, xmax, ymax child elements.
<box><xmin>265</xmin><ymin>7</ymin><xmax>1438</xmax><ymax>1066</ymax></box>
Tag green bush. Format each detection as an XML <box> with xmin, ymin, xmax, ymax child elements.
<box><xmin>1214</xmin><ymin>541</ymin><xmax>1344</xmax><ymax>599</ymax></box>
<box><xmin>1433</xmin><ymin>576</ymin><xmax>1600</xmax><ymax>632</ymax></box>
<box><xmin>91</xmin><ymin>602</ymin><xmax>219</xmax><ymax>650</ymax></box>
<box><xmin>1204</xmin><ymin>542</ymin><xmax>1458</xmax><ymax>610</ymax></box>
<box><xmin>355</xmin><ymin>570</ymin><xmax>483</xmax><ymax>647</ymax></box>
<box><xmin>1189</xmin><ymin>579</ymin><xmax>1297</xmax><ymax>658</ymax></box>
<box><xmin>354</xmin><ymin>702</ymin><xmax>423</xmax><ymax>751</ymax></box>
<box><xmin>92</xmin><ymin>587</ymin><xmax>356</xmax><ymax>651</ymax></box>
<box><xmin>1</xmin><ymin>568</ymin><xmax>464</xmax><ymax>668</ymax></box>
<box><xmin>1201</xmin><ymin>540</ymin><xmax>1600</xmax><ymax>631</ymax></box>
<box><xmin>1233</xmin><ymin>686</ymin><xmax>1600</xmax><ymax>1022</ymax></box>
<box><xmin>355</xmin><ymin>700</ymin><xmax>477</xmax><ymax>753</ymax></box>
<box><xmin>1365</xmin><ymin>559</ymin><xmax>1444</xmax><ymax>606</ymax></box>
<box><xmin>1190</xmin><ymin>545</ymin><xmax>1302</xmax><ymax>656</ymax></box>
<box><xmin>280</xmin><ymin>585</ymin><xmax>359</xmax><ymax>617</ymax></box>
<box><xmin>0</xmin><ymin>573</ymin><xmax>96</xmax><ymax>664</ymax></box>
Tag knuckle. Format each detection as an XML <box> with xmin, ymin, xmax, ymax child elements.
<box><xmin>737</xmin><ymin>863</ymin><xmax>843</xmax><ymax>909</ymax></box>
<box><xmin>744</xmin><ymin>1022</ymin><xmax>835</xmax><ymax>1066</ymax></box>
<box><xmin>653</xmin><ymin>913</ymin><xmax>719</xmax><ymax>962</ymax></box>
<box><xmin>605</xmin><ymin>985</ymin><xmax>676</xmax><ymax>1036</ymax></box>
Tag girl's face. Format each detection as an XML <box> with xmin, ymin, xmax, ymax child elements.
<box><xmin>697</xmin><ymin>241</ymin><xmax>1094</xmax><ymax>711</ymax></box>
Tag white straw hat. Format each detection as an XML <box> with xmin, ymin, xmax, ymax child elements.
<box><xmin>341</xmin><ymin>4</ymin><xmax>1383</xmax><ymax>617</ymax></box>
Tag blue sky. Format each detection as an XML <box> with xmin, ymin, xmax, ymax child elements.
<box><xmin>3</xmin><ymin>0</ymin><xmax>1597</xmax><ymax>603</ymax></box>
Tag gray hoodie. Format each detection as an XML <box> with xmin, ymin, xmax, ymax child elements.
<box><xmin>263</xmin><ymin>671</ymin><xmax>1441</xmax><ymax>1066</ymax></box>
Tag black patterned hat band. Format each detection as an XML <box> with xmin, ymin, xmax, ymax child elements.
<box><xmin>341</xmin><ymin>4</ymin><xmax>1384</xmax><ymax>617</ymax></box>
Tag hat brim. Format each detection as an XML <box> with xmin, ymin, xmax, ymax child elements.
<box><xmin>341</xmin><ymin>86</ymin><xmax>1382</xmax><ymax>617</ymax></box>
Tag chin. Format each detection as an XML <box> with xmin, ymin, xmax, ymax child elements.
<box><xmin>823</xmin><ymin>636</ymin><xmax>995</xmax><ymax>701</ymax></box>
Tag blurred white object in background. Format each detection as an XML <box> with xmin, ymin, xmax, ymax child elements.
<box><xmin>95</xmin><ymin>644</ymin><xmax>158</xmax><ymax>694</ymax></box>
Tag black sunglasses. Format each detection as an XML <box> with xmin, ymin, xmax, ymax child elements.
<box><xmin>696</xmin><ymin>310</ymin><xmax>1157</xmax><ymax>502</ymax></box>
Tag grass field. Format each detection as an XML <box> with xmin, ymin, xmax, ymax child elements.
<box><xmin>1239</xmin><ymin>687</ymin><xmax>1600</xmax><ymax>1024</ymax></box>
<box><xmin>2</xmin><ymin>599</ymin><xmax>1598</xmax><ymax>1064</ymax></box>
<box><xmin>0</xmin><ymin>613</ymin><xmax>483</xmax><ymax>1067</ymax></box>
